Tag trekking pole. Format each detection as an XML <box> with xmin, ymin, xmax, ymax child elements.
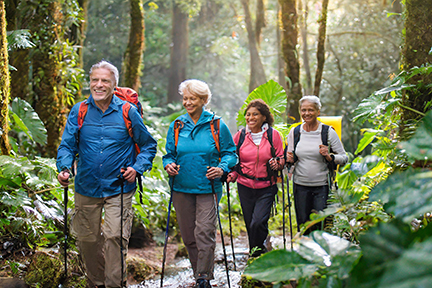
<box><xmin>161</xmin><ymin>167</ymin><xmax>178</xmax><ymax>288</ymax></box>
<box><xmin>118</xmin><ymin>170</ymin><xmax>125</xmax><ymax>288</ymax></box>
<box><xmin>226</xmin><ymin>181</ymin><xmax>236</xmax><ymax>271</ymax></box>
<box><xmin>63</xmin><ymin>184</ymin><xmax>68</xmax><ymax>278</ymax></box>
<box><xmin>286</xmin><ymin>164</ymin><xmax>294</xmax><ymax>251</ymax></box>
<box><xmin>280</xmin><ymin>168</ymin><xmax>286</xmax><ymax>250</ymax></box>
<box><xmin>209</xmin><ymin>172</ymin><xmax>231</xmax><ymax>288</ymax></box>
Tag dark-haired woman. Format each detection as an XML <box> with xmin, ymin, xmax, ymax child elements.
<box><xmin>227</xmin><ymin>99</ymin><xmax>285</xmax><ymax>257</ymax></box>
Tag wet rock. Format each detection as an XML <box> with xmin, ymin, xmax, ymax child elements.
<box><xmin>127</xmin><ymin>256</ymin><xmax>158</xmax><ymax>284</ymax></box>
<box><xmin>0</xmin><ymin>277</ymin><xmax>29</xmax><ymax>288</ymax></box>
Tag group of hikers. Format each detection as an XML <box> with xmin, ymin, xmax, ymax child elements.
<box><xmin>56</xmin><ymin>60</ymin><xmax>348</xmax><ymax>288</ymax></box>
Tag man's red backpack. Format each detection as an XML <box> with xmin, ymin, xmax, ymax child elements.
<box><xmin>77</xmin><ymin>87</ymin><xmax>143</xmax><ymax>152</ymax></box>
<box><xmin>77</xmin><ymin>87</ymin><xmax>145</xmax><ymax>203</ymax></box>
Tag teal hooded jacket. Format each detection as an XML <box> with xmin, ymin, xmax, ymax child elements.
<box><xmin>163</xmin><ymin>108</ymin><xmax>238</xmax><ymax>196</ymax></box>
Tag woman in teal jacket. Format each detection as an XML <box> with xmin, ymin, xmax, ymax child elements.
<box><xmin>163</xmin><ymin>79</ymin><xmax>237</xmax><ymax>288</ymax></box>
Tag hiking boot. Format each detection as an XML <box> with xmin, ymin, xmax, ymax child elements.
<box><xmin>195</xmin><ymin>279</ymin><xmax>212</xmax><ymax>288</ymax></box>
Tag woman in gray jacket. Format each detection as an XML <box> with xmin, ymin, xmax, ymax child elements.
<box><xmin>285</xmin><ymin>96</ymin><xmax>348</xmax><ymax>233</ymax></box>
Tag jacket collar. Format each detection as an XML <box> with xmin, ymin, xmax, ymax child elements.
<box><xmin>87</xmin><ymin>94</ymin><xmax>121</xmax><ymax>113</ymax></box>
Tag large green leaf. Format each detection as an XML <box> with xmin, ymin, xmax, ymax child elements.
<box><xmin>10</xmin><ymin>97</ymin><xmax>47</xmax><ymax>145</ymax></box>
<box><xmin>349</xmin><ymin>220</ymin><xmax>432</xmax><ymax>288</ymax></box>
<box><xmin>352</xmin><ymin>93</ymin><xmax>385</xmax><ymax>124</ymax></box>
<box><xmin>369</xmin><ymin>168</ymin><xmax>432</xmax><ymax>223</ymax></box>
<box><xmin>244</xmin><ymin>232</ymin><xmax>361</xmax><ymax>284</ymax></box>
<box><xmin>297</xmin><ymin>231</ymin><xmax>361</xmax><ymax>279</ymax></box>
<box><xmin>243</xmin><ymin>249</ymin><xmax>317</xmax><ymax>283</ymax></box>
<box><xmin>354</xmin><ymin>130</ymin><xmax>380</xmax><ymax>155</ymax></box>
<box><xmin>236</xmin><ymin>80</ymin><xmax>287</xmax><ymax>127</ymax></box>
<box><xmin>401</xmin><ymin>109</ymin><xmax>432</xmax><ymax>160</ymax></box>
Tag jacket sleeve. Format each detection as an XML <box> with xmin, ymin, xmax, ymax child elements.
<box><xmin>130</xmin><ymin>107</ymin><xmax>157</xmax><ymax>175</ymax></box>
<box><xmin>217</xmin><ymin>119</ymin><xmax>238</xmax><ymax>173</ymax></box>
<box><xmin>162</xmin><ymin>121</ymin><xmax>176</xmax><ymax>168</ymax></box>
<box><xmin>328</xmin><ymin>128</ymin><xmax>348</xmax><ymax>166</ymax></box>
<box><xmin>56</xmin><ymin>105</ymin><xmax>80</xmax><ymax>172</ymax></box>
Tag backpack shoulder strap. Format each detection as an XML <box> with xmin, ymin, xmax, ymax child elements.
<box><xmin>173</xmin><ymin>119</ymin><xmax>184</xmax><ymax>152</ymax></box>
<box><xmin>321</xmin><ymin>124</ymin><xmax>330</xmax><ymax>146</ymax></box>
<box><xmin>293</xmin><ymin>125</ymin><xmax>301</xmax><ymax>162</ymax></box>
<box><xmin>210</xmin><ymin>115</ymin><xmax>221</xmax><ymax>153</ymax></box>
<box><xmin>236</xmin><ymin>128</ymin><xmax>247</xmax><ymax>155</ymax></box>
<box><xmin>77</xmin><ymin>101</ymin><xmax>89</xmax><ymax>129</ymax></box>
<box><xmin>122</xmin><ymin>102</ymin><xmax>133</xmax><ymax>138</ymax></box>
<box><xmin>266</xmin><ymin>127</ymin><xmax>276</xmax><ymax>158</ymax></box>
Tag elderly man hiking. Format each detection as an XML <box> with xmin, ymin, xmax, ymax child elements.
<box><xmin>57</xmin><ymin>60</ymin><xmax>157</xmax><ymax>288</ymax></box>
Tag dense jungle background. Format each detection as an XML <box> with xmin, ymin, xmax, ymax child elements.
<box><xmin>1</xmin><ymin>0</ymin><xmax>432</xmax><ymax>287</ymax></box>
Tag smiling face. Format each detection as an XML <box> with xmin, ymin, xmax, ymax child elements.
<box><xmin>182</xmin><ymin>89</ymin><xmax>206</xmax><ymax>119</ymax></box>
<box><xmin>245</xmin><ymin>106</ymin><xmax>266</xmax><ymax>133</ymax></box>
<box><xmin>90</xmin><ymin>68</ymin><xmax>116</xmax><ymax>108</ymax></box>
<box><xmin>300</xmin><ymin>100</ymin><xmax>320</xmax><ymax>125</ymax></box>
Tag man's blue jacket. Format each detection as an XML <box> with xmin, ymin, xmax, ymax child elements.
<box><xmin>163</xmin><ymin>108</ymin><xmax>238</xmax><ymax>196</ymax></box>
<box><xmin>57</xmin><ymin>94</ymin><xmax>157</xmax><ymax>198</ymax></box>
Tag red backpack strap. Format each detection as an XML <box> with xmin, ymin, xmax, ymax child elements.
<box><xmin>122</xmin><ymin>102</ymin><xmax>141</xmax><ymax>154</ymax></box>
<box><xmin>122</xmin><ymin>102</ymin><xmax>133</xmax><ymax>138</ymax></box>
<box><xmin>173</xmin><ymin>119</ymin><xmax>184</xmax><ymax>152</ymax></box>
<box><xmin>210</xmin><ymin>115</ymin><xmax>220</xmax><ymax>154</ymax></box>
<box><xmin>78</xmin><ymin>101</ymin><xmax>89</xmax><ymax>129</ymax></box>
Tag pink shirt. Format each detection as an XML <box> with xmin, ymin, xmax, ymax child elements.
<box><xmin>231</xmin><ymin>127</ymin><xmax>284</xmax><ymax>189</ymax></box>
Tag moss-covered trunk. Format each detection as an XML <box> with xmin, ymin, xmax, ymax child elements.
<box><xmin>122</xmin><ymin>0</ymin><xmax>145</xmax><ymax>91</ymax></box>
<box><xmin>401</xmin><ymin>0</ymin><xmax>432</xmax><ymax>124</ymax></box>
<box><xmin>279</xmin><ymin>0</ymin><xmax>302</xmax><ymax>122</ymax></box>
<box><xmin>167</xmin><ymin>2</ymin><xmax>188</xmax><ymax>103</ymax></box>
<box><xmin>313</xmin><ymin>0</ymin><xmax>329</xmax><ymax>97</ymax></box>
<box><xmin>0</xmin><ymin>0</ymin><xmax>11</xmax><ymax>155</ymax></box>
<box><xmin>241</xmin><ymin>0</ymin><xmax>267</xmax><ymax>92</ymax></box>
<box><xmin>31</xmin><ymin>1</ymin><xmax>68</xmax><ymax>158</ymax></box>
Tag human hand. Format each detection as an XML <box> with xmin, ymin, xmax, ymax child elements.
<box><xmin>269</xmin><ymin>158</ymin><xmax>280</xmax><ymax>170</ymax></box>
<box><xmin>121</xmin><ymin>167</ymin><xmax>137</xmax><ymax>183</ymax></box>
<box><xmin>226</xmin><ymin>172</ymin><xmax>237</xmax><ymax>183</ymax></box>
<box><xmin>286</xmin><ymin>151</ymin><xmax>294</xmax><ymax>164</ymax></box>
<box><xmin>165</xmin><ymin>163</ymin><xmax>179</xmax><ymax>176</ymax></box>
<box><xmin>58</xmin><ymin>170</ymin><xmax>70</xmax><ymax>187</ymax></box>
<box><xmin>206</xmin><ymin>166</ymin><xmax>224</xmax><ymax>180</ymax></box>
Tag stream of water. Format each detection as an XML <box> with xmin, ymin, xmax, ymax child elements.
<box><xmin>131</xmin><ymin>235</ymin><xmax>289</xmax><ymax>288</ymax></box>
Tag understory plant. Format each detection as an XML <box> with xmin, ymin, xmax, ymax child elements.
<box><xmin>244</xmin><ymin>65</ymin><xmax>432</xmax><ymax>287</ymax></box>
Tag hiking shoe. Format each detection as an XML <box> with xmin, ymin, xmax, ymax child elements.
<box><xmin>195</xmin><ymin>279</ymin><xmax>211</xmax><ymax>288</ymax></box>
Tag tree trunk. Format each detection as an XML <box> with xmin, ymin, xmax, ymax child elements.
<box><xmin>255</xmin><ymin>0</ymin><xmax>266</xmax><ymax>46</ymax></box>
<box><xmin>167</xmin><ymin>2</ymin><xmax>188</xmax><ymax>103</ymax></box>
<box><xmin>299</xmin><ymin>0</ymin><xmax>312</xmax><ymax>94</ymax></box>
<box><xmin>279</xmin><ymin>0</ymin><xmax>302</xmax><ymax>122</ymax></box>
<box><xmin>401</xmin><ymin>0</ymin><xmax>432</xmax><ymax>123</ymax></box>
<box><xmin>31</xmin><ymin>1</ymin><xmax>68</xmax><ymax>157</ymax></box>
<box><xmin>69</xmin><ymin>0</ymin><xmax>88</xmax><ymax>68</ymax></box>
<box><xmin>276</xmin><ymin>4</ymin><xmax>287</xmax><ymax>91</ymax></box>
<box><xmin>313</xmin><ymin>0</ymin><xmax>329</xmax><ymax>97</ymax></box>
<box><xmin>122</xmin><ymin>0</ymin><xmax>145</xmax><ymax>91</ymax></box>
<box><xmin>0</xmin><ymin>0</ymin><xmax>11</xmax><ymax>155</ymax></box>
<box><xmin>6</xmin><ymin>0</ymin><xmax>31</xmax><ymax>102</ymax></box>
<box><xmin>241</xmin><ymin>0</ymin><xmax>267</xmax><ymax>92</ymax></box>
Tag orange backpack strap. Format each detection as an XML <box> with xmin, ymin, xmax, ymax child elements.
<box><xmin>122</xmin><ymin>102</ymin><xmax>133</xmax><ymax>138</ymax></box>
<box><xmin>173</xmin><ymin>119</ymin><xmax>184</xmax><ymax>152</ymax></box>
<box><xmin>210</xmin><ymin>115</ymin><xmax>221</xmax><ymax>154</ymax></box>
<box><xmin>122</xmin><ymin>102</ymin><xmax>141</xmax><ymax>154</ymax></box>
<box><xmin>77</xmin><ymin>101</ymin><xmax>89</xmax><ymax>129</ymax></box>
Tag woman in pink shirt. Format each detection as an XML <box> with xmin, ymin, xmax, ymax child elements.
<box><xmin>227</xmin><ymin>99</ymin><xmax>285</xmax><ymax>257</ymax></box>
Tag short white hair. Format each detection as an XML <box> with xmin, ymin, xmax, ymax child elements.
<box><xmin>299</xmin><ymin>95</ymin><xmax>321</xmax><ymax>110</ymax></box>
<box><xmin>178</xmin><ymin>79</ymin><xmax>212</xmax><ymax>105</ymax></box>
<box><xmin>90</xmin><ymin>60</ymin><xmax>119</xmax><ymax>86</ymax></box>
